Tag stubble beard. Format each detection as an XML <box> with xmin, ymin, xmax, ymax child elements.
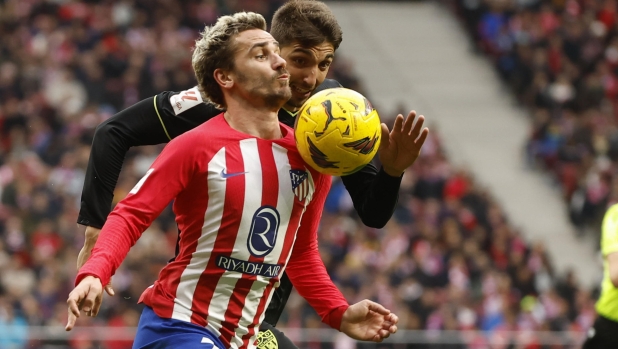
<box><xmin>237</xmin><ymin>71</ymin><xmax>292</xmax><ymax>110</ymax></box>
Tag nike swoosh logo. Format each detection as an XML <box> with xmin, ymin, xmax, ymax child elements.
<box><xmin>220</xmin><ymin>169</ymin><xmax>247</xmax><ymax>179</ymax></box>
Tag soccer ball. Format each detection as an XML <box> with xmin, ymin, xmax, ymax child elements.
<box><xmin>294</xmin><ymin>88</ymin><xmax>381</xmax><ymax>176</ymax></box>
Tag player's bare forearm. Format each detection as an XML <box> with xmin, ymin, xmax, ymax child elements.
<box><xmin>77</xmin><ymin>226</ymin><xmax>116</xmax><ymax>296</ymax></box>
<box><xmin>76</xmin><ymin>226</ymin><xmax>100</xmax><ymax>268</ymax></box>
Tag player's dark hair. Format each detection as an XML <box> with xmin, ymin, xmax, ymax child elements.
<box><xmin>192</xmin><ymin>12</ymin><xmax>267</xmax><ymax>108</ymax></box>
<box><xmin>270</xmin><ymin>0</ymin><xmax>343</xmax><ymax>51</ymax></box>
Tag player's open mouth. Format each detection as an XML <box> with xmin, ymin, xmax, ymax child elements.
<box><xmin>291</xmin><ymin>85</ymin><xmax>311</xmax><ymax>97</ymax></box>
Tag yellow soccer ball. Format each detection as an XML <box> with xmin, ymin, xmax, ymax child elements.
<box><xmin>294</xmin><ymin>88</ymin><xmax>381</xmax><ymax>176</ymax></box>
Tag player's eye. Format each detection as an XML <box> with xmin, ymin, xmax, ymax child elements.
<box><xmin>256</xmin><ymin>55</ymin><xmax>266</xmax><ymax>60</ymax></box>
<box><xmin>294</xmin><ymin>58</ymin><xmax>306</xmax><ymax>65</ymax></box>
<box><xmin>319</xmin><ymin>62</ymin><xmax>332</xmax><ymax>70</ymax></box>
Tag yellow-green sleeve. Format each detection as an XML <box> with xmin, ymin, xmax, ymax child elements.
<box><xmin>602</xmin><ymin>204</ymin><xmax>618</xmax><ymax>256</ymax></box>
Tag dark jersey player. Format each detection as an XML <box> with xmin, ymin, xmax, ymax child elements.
<box><xmin>75</xmin><ymin>1</ymin><xmax>428</xmax><ymax>348</ymax></box>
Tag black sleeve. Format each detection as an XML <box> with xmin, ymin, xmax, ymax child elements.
<box><xmin>263</xmin><ymin>274</ymin><xmax>293</xmax><ymax>326</ymax></box>
<box><xmin>341</xmin><ymin>163</ymin><xmax>403</xmax><ymax>228</ymax></box>
<box><xmin>314</xmin><ymin>78</ymin><xmax>342</xmax><ymax>93</ymax></box>
<box><xmin>257</xmin><ymin>321</ymin><xmax>298</xmax><ymax>349</ymax></box>
<box><xmin>77</xmin><ymin>89</ymin><xmax>222</xmax><ymax>228</ymax></box>
<box><xmin>317</xmin><ymin>78</ymin><xmax>402</xmax><ymax>228</ymax></box>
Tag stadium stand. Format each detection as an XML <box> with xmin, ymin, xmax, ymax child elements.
<box><xmin>452</xmin><ymin>0</ymin><xmax>618</xmax><ymax>235</ymax></box>
<box><xmin>0</xmin><ymin>0</ymin><xmax>596</xmax><ymax>348</ymax></box>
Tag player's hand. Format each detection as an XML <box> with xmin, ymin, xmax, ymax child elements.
<box><xmin>65</xmin><ymin>276</ymin><xmax>104</xmax><ymax>331</ymax></box>
<box><xmin>340</xmin><ymin>299</ymin><xmax>398</xmax><ymax>342</ymax></box>
<box><xmin>77</xmin><ymin>225</ymin><xmax>114</xmax><ymax>296</ymax></box>
<box><xmin>378</xmin><ymin>110</ymin><xmax>429</xmax><ymax>177</ymax></box>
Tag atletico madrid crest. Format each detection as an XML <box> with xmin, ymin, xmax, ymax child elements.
<box><xmin>289</xmin><ymin>169</ymin><xmax>314</xmax><ymax>202</ymax></box>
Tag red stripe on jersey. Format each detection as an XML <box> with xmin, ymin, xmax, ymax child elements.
<box><xmin>241</xmin><ymin>185</ymin><xmax>302</xmax><ymax>347</ymax></box>
<box><xmin>189</xmin><ymin>145</ymin><xmax>246</xmax><ymax>326</ymax></box>
<box><xmin>241</xmin><ymin>282</ymin><xmax>274</xmax><ymax>347</ymax></box>
<box><xmin>220</xmin><ymin>141</ymin><xmax>280</xmax><ymax>345</ymax></box>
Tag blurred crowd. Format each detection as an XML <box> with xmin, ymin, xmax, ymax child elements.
<box><xmin>452</xmin><ymin>0</ymin><xmax>618</xmax><ymax>234</ymax></box>
<box><xmin>0</xmin><ymin>0</ymin><xmax>596</xmax><ymax>348</ymax></box>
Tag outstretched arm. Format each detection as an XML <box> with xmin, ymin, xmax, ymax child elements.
<box><xmin>286</xmin><ymin>175</ymin><xmax>348</xmax><ymax>328</ymax></box>
<box><xmin>77</xmin><ymin>89</ymin><xmax>220</xmax><ymax>294</ymax></box>
<box><xmin>286</xmin><ymin>175</ymin><xmax>397</xmax><ymax>341</ymax></box>
<box><xmin>342</xmin><ymin>111</ymin><xmax>428</xmax><ymax>228</ymax></box>
<box><xmin>67</xmin><ymin>132</ymin><xmax>201</xmax><ymax>330</ymax></box>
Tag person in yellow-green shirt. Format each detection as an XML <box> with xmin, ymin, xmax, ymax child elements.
<box><xmin>583</xmin><ymin>203</ymin><xmax>618</xmax><ymax>348</ymax></box>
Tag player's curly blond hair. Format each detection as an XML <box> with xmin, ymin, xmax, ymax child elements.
<box><xmin>192</xmin><ymin>12</ymin><xmax>267</xmax><ymax>109</ymax></box>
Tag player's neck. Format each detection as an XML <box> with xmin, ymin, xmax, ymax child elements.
<box><xmin>221</xmin><ymin>91</ymin><xmax>287</xmax><ymax>139</ymax></box>
<box><xmin>283</xmin><ymin>103</ymin><xmax>300</xmax><ymax>113</ymax></box>
<box><xmin>224</xmin><ymin>99</ymin><xmax>282</xmax><ymax>140</ymax></box>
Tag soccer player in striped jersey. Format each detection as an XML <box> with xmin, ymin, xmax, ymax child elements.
<box><xmin>74</xmin><ymin>1</ymin><xmax>426</xmax><ymax>348</ymax></box>
<box><xmin>66</xmin><ymin>11</ymin><xmax>398</xmax><ymax>349</ymax></box>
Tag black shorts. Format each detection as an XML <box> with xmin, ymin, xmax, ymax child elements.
<box><xmin>257</xmin><ymin>322</ymin><xmax>298</xmax><ymax>349</ymax></box>
<box><xmin>582</xmin><ymin>314</ymin><xmax>618</xmax><ymax>349</ymax></box>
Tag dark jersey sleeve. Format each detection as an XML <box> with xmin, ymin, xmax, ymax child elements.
<box><xmin>341</xmin><ymin>164</ymin><xmax>403</xmax><ymax>228</ymax></box>
<box><xmin>77</xmin><ymin>87</ymin><xmax>221</xmax><ymax>228</ymax></box>
<box><xmin>316</xmin><ymin>79</ymin><xmax>403</xmax><ymax>228</ymax></box>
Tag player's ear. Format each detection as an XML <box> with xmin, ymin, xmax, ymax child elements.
<box><xmin>214</xmin><ymin>68</ymin><xmax>233</xmax><ymax>90</ymax></box>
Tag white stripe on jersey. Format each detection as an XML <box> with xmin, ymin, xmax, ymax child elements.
<box><xmin>232</xmin><ymin>143</ymin><xmax>294</xmax><ymax>348</ymax></box>
<box><xmin>171</xmin><ymin>147</ymin><xmax>227</xmax><ymax>323</ymax></box>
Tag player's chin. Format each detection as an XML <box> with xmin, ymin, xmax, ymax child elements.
<box><xmin>279</xmin><ymin>88</ymin><xmax>292</xmax><ymax>102</ymax></box>
<box><xmin>265</xmin><ymin>89</ymin><xmax>291</xmax><ymax>108</ymax></box>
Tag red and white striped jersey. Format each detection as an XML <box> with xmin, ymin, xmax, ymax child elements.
<box><xmin>78</xmin><ymin>114</ymin><xmax>348</xmax><ymax>349</ymax></box>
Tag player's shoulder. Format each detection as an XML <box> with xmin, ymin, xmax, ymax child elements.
<box><xmin>602</xmin><ymin>204</ymin><xmax>618</xmax><ymax>253</ymax></box>
<box><xmin>314</xmin><ymin>79</ymin><xmax>343</xmax><ymax>94</ymax></box>
<box><xmin>168</xmin><ymin>113</ymin><xmax>224</xmax><ymax>143</ymax></box>
<box><xmin>157</xmin><ymin>86</ymin><xmax>220</xmax><ymax>117</ymax></box>
<box><xmin>603</xmin><ymin>204</ymin><xmax>618</xmax><ymax>231</ymax></box>
<box><xmin>604</xmin><ymin>204</ymin><xmax>618</xmax><ymax>222</ymax></box>
<box><xmin>602</xmin><ymin>203</ymin><xmax>618</xmax><ymax>246</ymax></box>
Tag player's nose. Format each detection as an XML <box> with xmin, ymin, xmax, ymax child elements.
<box><xmin>272</xmin><ymin>53</ymin><xmax>286</xmax><ymax>71</ymax></box>
<box><xmin>302</xmin><ymin>67</ymin><xmax>317</xmax><ymax>87</ymax></box>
